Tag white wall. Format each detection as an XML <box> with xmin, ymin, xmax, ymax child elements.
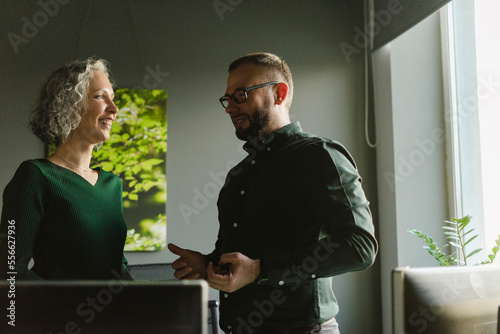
<box><xmin>0</xmin><ymin>1</ymin><xmax>381</xmax><ymax>332</ymax></box>
<box><xmin>372</xmin><ymin>11</ymin><xmax>449</xmax><ymax>334</ymax></box>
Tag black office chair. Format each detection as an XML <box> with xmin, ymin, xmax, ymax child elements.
<box><xmin>209</xmin><ymin>300</ymin><xmax>220</xmax><ymax>334</ymax></box>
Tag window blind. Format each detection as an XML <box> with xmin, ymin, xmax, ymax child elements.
<box><xmin>372</xmin><ymin>0</ymin><xmax>452</xmax><ymax>50</ymax></box>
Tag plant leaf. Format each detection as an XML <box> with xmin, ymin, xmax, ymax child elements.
<box><xmin>462</xmin><ymin>228</ymin><xmax>476</xmax><ymax>237</ymax></box>
<box><xmin>444</xmin><ymin>232</ymin><xmax>459</xmax><ymax>238</ymax></box>
<box><xmin>449</xmin><ymin>241</ymin><xmax>462</xmax><ymax>249</ymax></box>
<box><xmin>463</xmin><ymin>234</ymin><xmax>478</xmax><ymax>247</ymax></box>
<box><xmin>466</xmin><ymin>248</ymin><xmax>482</xmax><ymax>258</ymax></box>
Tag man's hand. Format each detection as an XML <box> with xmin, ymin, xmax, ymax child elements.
<box><xmin>207</xmin><ymin>252</ymin><xmax>260</xmax><ymax>293</ymax></box>
<box><xmin>168</xmin><ymin>243</ymin><xmax>208</xmax><ymax>280</ymax></box>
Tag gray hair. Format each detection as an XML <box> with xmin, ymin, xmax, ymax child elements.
<box><xmin>29</xmin><ymin>57</ymin><xmax>112</xmax><ymax>147</ymax></box>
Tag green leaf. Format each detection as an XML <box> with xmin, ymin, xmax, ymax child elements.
<box><xmin>128</xmin><ymin>193</ymin><xmax>139</xmax><ymax>201</ymax></box>
<box><xmin>110</xmin><ymin>133</ymin><xmax>122</xmax><ymax>142</ymax></box>
<box><xmin>101</xmin><ymin>161</ymin><xmax>114</xmax><ymax>171</ymax></box>
<box><xmin>446</xmin><ymin>237</ymin><xmax>461</xmax><ymax>244</ymax></box>
<box><xmin>463</xmin><ymin>234</ymin><xmax>478</xmax><ymax>247</ymax></box>
<box><xmin>142</xmin><ymin>158</ymin><xmax>163</xmax><ymax>171</ymax></box>
<box><xmin>408</xmin><ymin>229</ymin><xmax>454</xmax><ymax>265</ymax></box>
<box><xmin>466</xmin><ymin>248</ymin><xmax>482</xmax><ymax>258</ymax></box>
<box><xmin>462</xmin><ymin>228</ymin><xmax>476</xmax><ymax>237</ymax></box>
<box><xmin>115</xmin><ymin>164</ymin><xmax>125</xmax><ymax>174</ymax></box>
<box><xmin>132</xmin><ymin>165</ymin><xmax>142</xmax><ymax>174</ymax></box>
<box><xmin>449</xmin><ymin>241</ymin><xmax>462</xmax><ymax>249</ymax></box>
<box><xmin>457</xmin><ymin>215</ymin><xmax>472</xmax><ymax>231</ymax></box>
<box><xmin>125</xmin><ymin>159</ymin><xmax>139</xmax><ymax>167</ymax></box>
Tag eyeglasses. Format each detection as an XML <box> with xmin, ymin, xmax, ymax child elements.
<box><xmin>219</xmin><ymin>81</ymin><xmax>280</xmax><ymax>109</ymax></box>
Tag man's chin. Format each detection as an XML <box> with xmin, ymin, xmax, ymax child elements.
<box><xmin>235</xmin><ymin>129</ymin><xmax>250</xmax><ymax>141</ymax></box>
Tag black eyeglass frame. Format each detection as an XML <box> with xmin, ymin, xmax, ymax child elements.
<box><xmin>219</xmin><ymin>81</ymin><xmax>280</xmax><ymax>109</ymax></box>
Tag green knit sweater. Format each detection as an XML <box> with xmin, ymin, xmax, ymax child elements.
<box><xmin>0</xmin><ymin>159</ymin><xmax>130</xmax><ymax>280</ymax></box>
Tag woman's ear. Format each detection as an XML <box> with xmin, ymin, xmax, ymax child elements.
<box><xmin>275</xmin><ymin>82</ymin><xmax>288</xmax><ymax>105</ymax></box>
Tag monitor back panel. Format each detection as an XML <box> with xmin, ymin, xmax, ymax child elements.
<box><xmin>0</xmin><ymin>280</ymin><xmax>208</xmax><ymax>334</ymax></box>
<box><xmin>393</xmin><ymin>266</ymin><xmax>500</xmax><ymax>334</ymax></box>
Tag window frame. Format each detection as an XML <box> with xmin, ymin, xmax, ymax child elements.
<box><xmin>440</xmin><ymin>1</ymin><xmax>489</xmax><ymax>263</ymax></box>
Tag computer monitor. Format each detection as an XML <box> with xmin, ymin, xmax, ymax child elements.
<box><xmin>0</xmin><ymin>280</ymin><xmax>208</xmax><ymax>334</ymax></box>
<box><xmin>392</xmin><ymin>265</ymin><xmax>500</xmax><ymax>334</ymax></box>
<box><xmin>497</xmin><ymin>305</ymin><xmax>500</xmax><ymax>334</ymax></box>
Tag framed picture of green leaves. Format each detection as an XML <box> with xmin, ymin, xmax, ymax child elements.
<box><xmin>46</xmin><ymin>89</ymin><xmax>167</xmax><ymax>251</ymax></box>
<box><xmin>98</xmin><ymin>88</ymin><xmax>167</xmax><ymax>251</ymax></box>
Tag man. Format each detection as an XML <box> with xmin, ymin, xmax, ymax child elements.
<box><xmin>168</xmin><ymin>52</ymin><xmax>377</xmax><ymax>334</ymax></box>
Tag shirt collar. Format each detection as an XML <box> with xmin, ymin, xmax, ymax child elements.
<box><xmin>243</xmin><ymin>122</ymin><xmax>303</xmax><ymax>153</ymax></box>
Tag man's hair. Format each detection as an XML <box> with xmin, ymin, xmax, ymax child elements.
<box><xmin>29</xmin><ymin>57</ymin><xmax>111</xmax><ymax>147</ymax></box>
<box><xmin>228</xmin><ymin>52</ymin><xmax>293</xmax><ymax>109</ymax></box>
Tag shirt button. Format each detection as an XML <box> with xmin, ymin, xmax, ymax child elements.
<box><xmin>233</xmin><ymin>223</ymin><xmax>238</xmax><ymax>228</ymax></box>
<box><xmin>251</xmin><ymin>160</ymin><xmax>256</xmax><ymax>164</ymax></box>
<box><xmin>279</xmin><ymin>280</ymin><xmax>284</xmax><ymax>286</ymax></box>
<box><xmin>224</xmin><ymin>293</ymin><xmax>229</xmax><ymax>298</ymax></box>
<box><xmin>227</xmin><ymin>326</ymin><xmax>232</xmax><ymax>330</ymax></box>
<box><xmin>267</xmin><ymin>147</ymin><xmax>271</xmax><ymax>151</ymax></box>
<box><xmin>240</xmin><ymin>190</ymin><xmax>245</xmax><ymax>195</ymax></box>
<box><xmin>311</xmin><ymin>274</ymin><xmax>316</xmax><ymax>279</ymax></box>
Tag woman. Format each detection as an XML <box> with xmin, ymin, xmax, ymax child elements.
<box><xmin>0</xmin><ymin>58</ymin><xmax>131</xmax><ymax>280</ymax></box>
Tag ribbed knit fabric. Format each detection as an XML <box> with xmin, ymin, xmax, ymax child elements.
<box><xmin>0</xmin><ymin>159</ymin><xmax>130</xmax><ymax>280</ymax></box>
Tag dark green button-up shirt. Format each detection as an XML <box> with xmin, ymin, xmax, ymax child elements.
<box><xmin>209</xmin><ymin>122</ymin><xmax>377</xmax><ymax>333</ymax></box>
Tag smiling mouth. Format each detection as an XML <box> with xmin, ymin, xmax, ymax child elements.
<box><xmin>232</xmin><ymin>116</ymin><xmax>247</xmax><ymax>126</ymax></box>
<box><xmin>99</xmin><ymin>119</ymin><xmax>112</xmax><ymax>126</ymax></box>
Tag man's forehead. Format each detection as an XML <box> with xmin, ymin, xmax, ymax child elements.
<box><xmin>226</xmin><ymin>63</ymin><xmax>262</xmax><ymax>91</ymax></box>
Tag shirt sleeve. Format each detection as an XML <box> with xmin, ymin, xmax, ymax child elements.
<box><xmin>206</xmin><ymin>230</ymin><xmax>222</xmax><ymax>267</ymax></box>
<box><xmin>0</xmin><ymin>162</ymin><xmax>46</xmax><ymax>280</ymax></box>
<box><xmin>260</xmin><ymin>142</ymin><xmax>378</xmax><ymax>287</ymax></box>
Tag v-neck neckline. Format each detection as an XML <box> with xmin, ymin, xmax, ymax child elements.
<box><xmin>44</xmin><ymin>159</ymin><xmax>101</xmax><ymax>187</ymax></box>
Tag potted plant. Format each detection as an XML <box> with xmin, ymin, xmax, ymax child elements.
<box><xmin>408</xmin><ymin>215</ymin><xmax>500</xmax><ymax>266</ymax></box>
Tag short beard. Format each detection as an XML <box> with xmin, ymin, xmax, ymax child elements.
<box><xmin>235</xmin><ymin>100</ymin><xmax>271</xmax><ymax>141</ymax></box>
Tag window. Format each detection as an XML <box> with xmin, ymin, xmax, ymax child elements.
<box><xmin>442</xmin><ymin>0</ymin><xmax>500</xmax><ymax>260</ymax></box>
<box><xmin>474</xmin><ymin>0</ymin><xmax>500</xmax><ymax>254</ymax></box>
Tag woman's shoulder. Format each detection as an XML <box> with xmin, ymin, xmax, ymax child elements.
<box><xmin>21</xmin><ymin>158</ymin><xmax>50</xmax><ymax>167</ymax></box>
<box><xmin>5</xmin><ymin>159</ymin><xmax>50</xmax><ymax>191</ymax></box>
<box><xmin>17</xmin><ymin>159</ymin><xmax>64</xmax><ymax>177</ymax></box>
<box><xmin>15</xmin><ymin>159</ymin><xmax>50</xmax><ymax>174</ymax></box>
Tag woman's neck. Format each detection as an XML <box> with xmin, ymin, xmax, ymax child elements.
<box><xmin>52</xmin><ymin>141</ymin><xmax>93</xmax><ymax>173</ymax></box>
